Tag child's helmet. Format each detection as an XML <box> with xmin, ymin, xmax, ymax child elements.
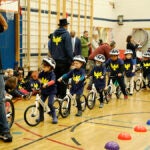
<box><xmin>73</xmin><ymin>55</ymin><xmax>86</xmax><ymax>63</ymax></box>
<box><xmin>94</xmin><ymin>54</ymin><xmax>105</xmax><ymax>62</ymax></box>
<box><xmin>124</xmin><ymin>49</ymin><xmax>133</xmax><ymax>55</ymax></box>
<box><xmin>43</xmin><ymin>57</ymin><xmax>56</xmax><ymax>69</ymax></box>
<box><xmin>143</xmin><ymin>52</ymin><xmax>150</xmax><ymax>58</ymax></box>
<box><xmin>109</xmin><ymin>49</ymin><xmax>119</xmax><ymax>55</ymax></box>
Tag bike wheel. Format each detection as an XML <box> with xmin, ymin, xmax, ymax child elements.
<box><xmin>80</xmin><ymin>95</ymin><xmax>86</xmax><ymax>111</ymax></box>
<box><xmin>24</xmin><ymin>105</ymin><xmax>40</xmax><ymax>126</ymax></box>
<box><xmin>53</xmin><ymin>99</ymin><xmax>61</xmax><ymax>118</ymax></box>
<box><xmin>86</xmin><ymin>92</ymin><xmax>96</xmax><ymax>109</ymax></box>
<box><xmin>5</xmin><ymin>99</ymin><xmax>15</xmax><ymax>128</ymax></box>
<box><xmin>135</xmin><ymin>79</ymin><xmax>142</xmax><ymax>91</ymax></box>
<box><xmin>60</xmin><ymin>98</ymin><xmax>70</xmax><ymax>118</ymax></box>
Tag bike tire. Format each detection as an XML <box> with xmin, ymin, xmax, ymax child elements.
<box><xmin>60</xmin><ymin>98</ymin><xmax>70</xmax><ymax>118</ymax></box>
<box><xmin>80</xmin><ymin>95</ymin><xmax>86</xmax><ymax>111</ymax></box>
<box><xmin>24</xmin><ymin>105</ymin><xmax>40</xmax><ymax>126</ymax></box>
<box><xmin>135</xmin><ymin>79</ymin><xmax>142</xmax><ymax>91</ymax></box>
<box><xmin>5</xmin><ymin>99</ymin><xmax>15</xmax><ymax>128</ymax></box>
<box><xmin>86</xmin><ymin>92</ymin><xmax>96</xmax><ymax>110</ymax></box>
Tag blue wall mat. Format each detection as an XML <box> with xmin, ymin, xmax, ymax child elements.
<box><xmin>0</xmin><ymin>12</ymin><xmax>15</xmax><ymax>69</ymax></box>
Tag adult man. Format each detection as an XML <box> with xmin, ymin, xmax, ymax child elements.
<box><xmin>70</xmin><ymin>30</ymin><xmax>81</xmax><ymax>56</ymax></box>
<box><xmin>80</xmin><ymin>30</ymin><xmax>91</xmax><ymax>60</ymax></box>
<box><xmin>49</xmin><ymin>18</ymin><xmax>73</xmax><ymax>98</ymax></box>
<box><xmin>0</xmin><ymin>13</ymin><xmax>12</xmax><ymax>142</ymax></box>
<box><xmin>88</xmin><ymin>41</ymin><xmax>116</xmax><ymax>61</ymax></box>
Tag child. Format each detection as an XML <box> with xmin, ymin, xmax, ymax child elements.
<box><xmin>141</xmin><ymin>52</ymin><xmax>150</xmax><ymax>88</ymax></box>
<box><xmin>87</xmin><ymin>54</ymin><xmax>106</xmax><ymax>108</ymax></box>
<box><xmin>38</xmin><ymin>57</ymin><xmax>58</xmax><ymax>124</ymax></box>
<box><xmin>58</xmin><ymin>55</ymin><xmax>86</xmax><ymax>116</ymax></box>
<box><xmin>105</xmin><ymin>49</ymin><xmax>128</xmax><ymax>99</ymax></box>
<box><xmin>124</xmin><ymin>49</ymin><xmax>135</xmax><ymax>95</ymax></box>
<box><xmin>28</xmin><ymin>71</ymin><xmax>41</xmax><ymax>95</ymax></box>
<box><xmin>136</xmin><ymin>45</ymin><xmax>143</xmax><ymax>65</ymax></box>
<box><xmin>5</xmin><ymin>76</ymin><xmax>29</xmax><ymax>99</ymax></box>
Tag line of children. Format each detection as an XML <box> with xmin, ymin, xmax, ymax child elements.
<box><xmin>58</xmin><ymin>55</ymin><xmax>86</xmax><ymax>116</ymax></box>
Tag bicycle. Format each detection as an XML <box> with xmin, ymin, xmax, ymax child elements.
<box><xmin>4</xmin><ymin>95</ymin><xmax>15</xmax><ymax>128</ymax></box>
<box><xmin>59</xmin><ymin>80</ymin><xmax>86</xmax><ymax>118</ymax></box>
<box><xmin>86</xmin><ymin>84</ymin><xmax>109</xmax><ymax>110</ymax></box>
<box><xmin>24</xmin><ymin>94</ymin><xmax>61</xmax><ymax>126</ymax></box>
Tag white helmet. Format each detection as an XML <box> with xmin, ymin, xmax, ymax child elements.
<box><xmin>43</xmin><ymin>57</ymin><xmax>56</xmax><ymax>69</ymax></box>
<box><xmin>94</xmin><ymin>54</ymin><xmax>105</xmax><ymax>62</ymax></box>
<box><xmin>143</xmin><ymin>52</ymin><xmax>150</xmax><ymax>58</ymax></box>
<box><xmin>109</xmin><ymin>49</ymin><xmax>119</xmax><ymax>55</ymax></box>
<box><xmin>124</xmin><ymin>49</ymin><xmax>133</xmax><ymax>55</ymax></box>
<box><xmin>73</xmin><ymin>55</ymin><xmax>86</xmax><ymax>63</ymax></box>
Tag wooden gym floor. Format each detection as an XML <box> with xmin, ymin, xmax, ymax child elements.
<box><xmin>1</xmin><ymin>89</ymin><xmax>150</xmax><ymax>150</ymax></box>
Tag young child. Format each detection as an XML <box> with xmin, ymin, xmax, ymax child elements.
<box><xmin>87</xmin><ymin>54</ymin><xmax>106</xmax><ymax>108</ymax></box>
<box><xmin>141</xmin><ymin>52</ymin><xmax>150</xmax><ymax>88</ymax></box>
<box><xmin>136</xmin><ymin>45</ymin><xmax>143</xmax><ymax>65</ymax></box>
<box><xmin>58</xmin><ymin>55</ymin><xmax>86</xmax><ymax>116</ymax></box>
<box><xmin>105</xmin><ymin>49</ymin><xmax>128</xmax><ymax>99</ymax></box>
<box><xmin>5</xmin><ymin>76</ymin><xmax>29</xmax><ymax>99</ymax></box>
<box><xmin>38</xmin><ymin>57</ymin><xmax>58</xmax><ymax>124</ymax></box>
<box><xmin>28</xmin><ymin>71</ymin><xmax>41</xmax><ymax>95</ymax></box>
<box><xmin>124</xmin><ymin>49</ymin><xmax>135</xmax><ymax>95</ymax></box>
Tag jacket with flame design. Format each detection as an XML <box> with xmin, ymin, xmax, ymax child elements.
<box><xmin>141</xmin><ymin>60</ymin><xmax>150</xmax><ymax>76</ymax></box>
<box><xmin>105</xmin><ymin>58</ymin><xmax>124</xmax><ymax>76</ymax></box>
<box><xmin>49</xmin><ymin>27</ymin><xmax>73</xmax><ymax>64</ymax></box>
<box><xmin>124</xmin><ymin>59</ymin><xmax>134</xmax><ymax>77</ymax></box>
<box><xmin>29</xmin><ymin>79</ymin><xmax>41</xmax><ymax>91</ymax></box>
<box><xmin>61</xmin><ymin>68</ymin><xmax>85</xmax><ymax>95</ymax></box>
<box><xmin>38</xmin><ymin>71</ymin><xmax>57</xmax><ymax>95</ymax></box>
<box><xmin>88</xmin><ymin>66</ymin><xmax>106</xmax><ymax>89</ymax></box>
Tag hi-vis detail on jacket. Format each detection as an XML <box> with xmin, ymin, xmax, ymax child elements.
<box><xmin>124</xmin><ymin>63</ymin><xmax>130</xmax><ymax>70</ymax></box>
<box><xmin>52</xmin><ymin>36</ymin><xmax>62</xmax><ymax>46</ymax></box>
<box><xmin>94</xmin><ymin>71</ymin><xmax>102</xmax><ymax>79</ymax></box>
<box><xmin>41</xmin><ymin>77</ymin><xmax>49</xmax><ymax>84</ymax></box>
<box><xmin>143</xmin><ymin>62</ymin><xmax>150</xmax><ymax>69</ymax></box>
<box><xmin>73</xmin><ymin>75</ymin><xmax>81</xmax><ymax>82</ymax></box>
<box><xmin>110</xmin><ymin>63</ymin><xmax>119</xmax><ymax>71</ymax></box>
<box><xmin>31</xmin><ymin>83</ymin><xmax>39</xmax><ymax>89</ymax></box>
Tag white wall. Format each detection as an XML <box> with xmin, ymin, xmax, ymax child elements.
<box><xmin>93</xmin><ymin>0</ymin><xmax>150</xmax><ymax>50</ymax></box>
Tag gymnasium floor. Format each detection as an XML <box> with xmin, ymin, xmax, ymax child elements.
<box><xmin>1</xmin><ymin>89</ymin><xmax>150</xmax><ymax>150</ymax></box>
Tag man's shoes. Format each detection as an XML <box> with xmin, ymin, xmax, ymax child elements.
<box><xmin>75</xmin><ymin>110</ymin><xmax>82</xmax><ymax>117</ymax></box>
<box><xmin>0</xmin><ymin>132</ymin><xmax>12</xmax><ymax>142</ymax></box>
